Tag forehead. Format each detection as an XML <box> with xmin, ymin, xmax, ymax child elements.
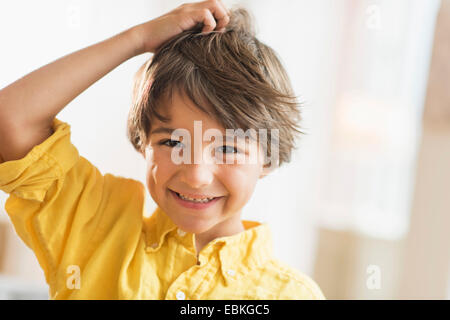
<box><xmin>152</xmin><ymin>89</ymin><xmax>224</xmax><ymax>132</ymax></box>
<box><xmin>150</xmin><ymin>89</ymin><xmax>259</xmax><ymax>143</ymax></box>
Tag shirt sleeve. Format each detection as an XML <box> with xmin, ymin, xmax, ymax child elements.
<box><xmin>0</xmin><ymin>118</ymin><xmax>145</xmax><ymax>295</ymax></box>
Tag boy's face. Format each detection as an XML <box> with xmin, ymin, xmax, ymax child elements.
<box><xmin>143</xmin><ymin>89</ymin><xmax>270</xmax><ymax>235</ymax></box>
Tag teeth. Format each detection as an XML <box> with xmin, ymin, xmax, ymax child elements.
<box><xmin>177</xmin><ymin>192</ymin><xmax>215</xmax><ymax>203</ymax></box>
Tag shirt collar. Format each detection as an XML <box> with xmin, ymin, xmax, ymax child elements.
<box><xmin>143</xmin><ymin>207</ymin><xmax>178</xmax><ymax>251</ymax></box>
<box><xmin>214</xmin><ymin>220</ymin><xmax>274</xmax><ymax>286</ymax></box>
<box><xmin>143</xmin><ymin>207</ymin><xmax>274</xmax><ymax>285</ymax></box>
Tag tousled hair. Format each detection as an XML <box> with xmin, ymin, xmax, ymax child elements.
<box><xmin>127</xmin><ymin>7</ymin><xmax>303</xmax><ymax>168</ymax></box>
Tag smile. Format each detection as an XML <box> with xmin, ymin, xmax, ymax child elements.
<box><xmin>178</xmin><ymin>193</ymin><xmax>215</xmax><ymax>203</ymax></box>
<box><xmin>169</xmin><ymin>189</ymin><xmax>223</xmax><ymax>209</ymax></box>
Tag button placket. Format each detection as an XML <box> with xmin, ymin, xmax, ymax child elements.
<box><xmin>177</xmin><ymin>228</ymin><xmax>186</xmax><ymax>237</ymax></box>
<box><xmin>219</xmin><ymin>246</ymin><xmax>240</xmax><ymax>286</ymax></box>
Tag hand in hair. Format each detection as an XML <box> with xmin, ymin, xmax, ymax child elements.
<box><xmin>132</xmin><ymin>0</ymin><xmax>230</xmax><ymax>54</ymax></box>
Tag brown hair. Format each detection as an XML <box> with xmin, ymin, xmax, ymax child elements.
<box><xmin>127</xmin><ymin>7</ymin><xmax>303</xmax><ymax>168</ymax></box>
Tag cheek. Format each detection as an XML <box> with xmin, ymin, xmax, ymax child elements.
<box><xmin>220</xmin><ymin>164</ymin><xmax>261</xmax><ymax>199</ymax></box>
<box><xmin>145</xmin><ymin>149</ymin><xmax>175</xmax><ymax>195</ymax></box>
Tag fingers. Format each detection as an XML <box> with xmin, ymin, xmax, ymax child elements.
<box><xmin>197</xmin><ymin>0</ymin><xmax>230</xmax><ymax>33</ymax></box>
<box><xmin>206</xmin><ymin>0</ymin><xmax>230</xmax><ymax>31</ymax></box>
<box><xmin>199</xmin><ymin>8</ymin><xmax>217</xmax><ymax>33</ymax></box>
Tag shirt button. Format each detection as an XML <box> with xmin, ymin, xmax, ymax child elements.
<box><xmin>177</xmin><ymin>228</ymin><xmax>186</xmax><ymax>237</ymax></box>
<box><xmin>227</xmin><ymin>269</ymin><xmax>236</xmax><ymax>277</ymax></box>
<box><xmin>176</xmin><ymin>291</ymin><xmax>186</xmax><ymax>300</ymax></box>
<box><xmin>150</xmin><ymin>242</ymin><xmax>158</xmax><ymax>248</ymax></box>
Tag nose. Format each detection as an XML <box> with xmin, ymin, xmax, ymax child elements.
<box><xmin>179</xmin><ymin>163</ymin><xmax>215</xmax><ymax>189</ymax></box>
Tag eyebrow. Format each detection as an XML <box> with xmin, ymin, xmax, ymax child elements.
<box><xmin>150</xmin><ymin>126</ymin><xmax>248</xmax><ymax>142</ymax></box>
<box><xmin>150</xmin><ymin>127</ymin><xmax>176</xmax><ymax>135</ymax></box>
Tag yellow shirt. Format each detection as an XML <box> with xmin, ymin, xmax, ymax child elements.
<box><xmin>0</xmin><ymin>118</ymin><xmax>325</xmax><ymax>300</ymax></box>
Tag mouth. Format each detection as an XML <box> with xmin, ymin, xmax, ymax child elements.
<box><xmin>169</xmin><ymin>189</ymin><xmax>224</xmax><ymax>209</ymax></box>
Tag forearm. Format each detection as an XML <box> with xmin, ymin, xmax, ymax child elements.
<box><xmin>0</xmin><ymin>27</ymin><xmax>142</xmax><ymax>161</ymax></box>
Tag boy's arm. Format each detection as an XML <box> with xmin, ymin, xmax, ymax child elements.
<box><xmin>0</xmin><ymin>0</ymin><xmax>230</xmax><ymax>163</ymax></box>
<box><xmin>0</xmin><ymin>28</ymin><xmax>140</xmax><ymax>162</ymax></box>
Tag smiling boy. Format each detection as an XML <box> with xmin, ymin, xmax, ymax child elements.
<box><xmin>0</xmin><ymin>1</ymin><xmax>325</xmax><ymax>299</ymax></box>
<box><xmin>143</xmin><ymin>89</ymin><xmax>269</xmax><ymax>254</ymax></box>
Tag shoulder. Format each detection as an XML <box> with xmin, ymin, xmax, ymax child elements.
<box><xmin>67</xmin><ymin>159</ymin><xmax>146</xmax><ymax>223</ymax></box>
<box><xmin>263</xmin><ymin>258</ymin><xmax>326</xmax><ymax>300</ymax></box>
<box><xmin>68</xmin><ymin>157</ymin><xmax>145</xmax><ymax>200</ymax></box>
<box><xmin>100</xmin><ymin>172</ymin><xmax>146</xmax><ymax>211</ymax></box>
<box><xmin>103</xmin><ymin>171</ymin><xmax>145</xmax><ymax>192</ymax></box>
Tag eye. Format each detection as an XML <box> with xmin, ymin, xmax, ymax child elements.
<box><xmin>216</xmin><ymin>145</ymin><xmax>239</xmax><ymax>154</ymax></box>
<box><xmin>159</xmin><ymin>139</ymin><xmax>184</xmax><ymax>148</ymax></box>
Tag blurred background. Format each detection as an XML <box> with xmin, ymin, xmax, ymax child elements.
<box><xmin>0</xmin><ymin>0</ymin><xmax>449</xmax><ymax>299</ymax></box>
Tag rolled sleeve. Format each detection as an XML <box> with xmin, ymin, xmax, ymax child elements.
<box><xmin>0</xmin><ymin>118</ymin><xmax>146</xmax><ymax>299</ymax></box>
<box><xmin>0</xmin><ymin>118</ymin><xmax>97</xmax><ymax>292</ymax></box>
<box><xmin>0</xmin><ymin>118</ymin><xmax>79</xmax><ymax>202</ymax></box>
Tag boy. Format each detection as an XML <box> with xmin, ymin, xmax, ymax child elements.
<box><xmin>0</xmin><ymin>0</ymin><xmax>325</xmax><ymax>299</ymax></box>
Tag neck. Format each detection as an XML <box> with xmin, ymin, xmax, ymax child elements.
<box><xmin>195</xmin><ymin>214</ymin><xmax>245</xmax><ymax>254</ymax></box>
